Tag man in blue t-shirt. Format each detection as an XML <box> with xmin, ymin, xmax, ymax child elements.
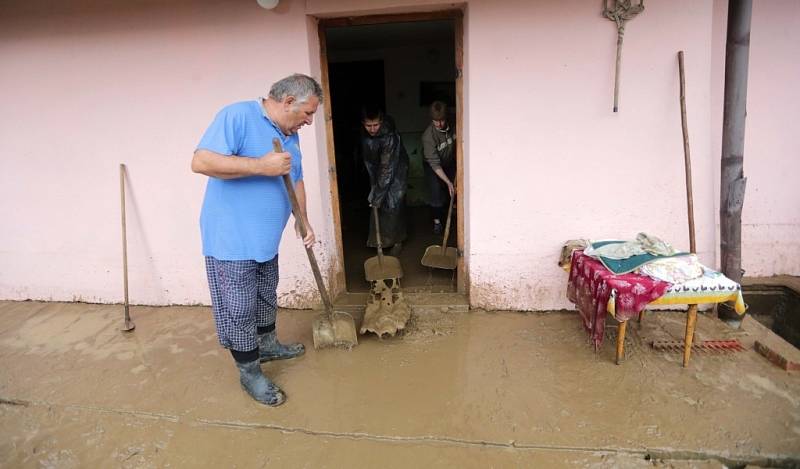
<box><xmin>192</xmin><ymin>74</ymin><xmax>322</xmax><ymax>407</ymax></box>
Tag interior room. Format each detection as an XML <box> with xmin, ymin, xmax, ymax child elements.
<box><xmin>324</xmin><ymin>19</ymin><xmax>459</xmax><ymax>293</ymax></box>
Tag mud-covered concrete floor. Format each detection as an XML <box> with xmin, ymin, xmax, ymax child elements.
<box><xmin>1</xmin><ymin>301</ymin><xmax>798</xmax><ymax>468</ymax></box>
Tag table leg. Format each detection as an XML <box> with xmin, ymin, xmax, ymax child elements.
<box><xmin>683</xmin><ymin>304</ymin><xmax>698</xmax><ymax>367</ymax></box>
<box><xmin>638</xmin><ymin>310</ymin><xmax>645</xmax><ymax>323</ymax></box>
<box><xmin>616</xmin><ymin>320</ymin><xmax>628</xmax><ymax>365</ymax></box>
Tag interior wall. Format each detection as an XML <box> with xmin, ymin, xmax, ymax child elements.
<box><xmin>328</xmin><ymin>43</ymin><xmax>455</xmax><ymax>134</ymax></box>
<box><xmin>327</xmin><ymin>38</ymin><xmax>456</xmax><ymax>205</ymax></box>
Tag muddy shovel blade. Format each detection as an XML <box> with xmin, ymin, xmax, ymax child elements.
<box><xmin>121</xmin><ymin>321</ymin><xmax>135</xmax><ymax>332</ymax></box>
<box><xmin>121</xmin><ymin>305</ymin><xmax>135</xmax><ymax>332</ymax></box>
<box><xmin>364</xmin><ymin>206</ymin><xmax>403</xmax><ymax>281</ymax></box>
<box><xmin>421</xmin><ymin>245</ymin><xmax>458</xmax><ymax>270</ymax></box>
<box><xmin>421</xmin><ymin>195</ymin><xmax>457</xmax><ymax>270</ymax></box>
<box><xmin>364</xmin><ymin>255</ymin><xmax>404</xmax><ymax>281</ymax></box>
<box><xmin>312</xmin><ymin>311</ymin><xmax>358</xmax><ymax>349</ymax></box>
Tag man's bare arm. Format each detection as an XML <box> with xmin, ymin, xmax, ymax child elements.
<box><xmin>191</xmin><ymin>149</ymin><xmax>291</xmax><ymax>179</ymax></box>
<box><xmin>293</xmin><ymin>180</ymin><xmax>315</xmax><ymax>247</ymax></box>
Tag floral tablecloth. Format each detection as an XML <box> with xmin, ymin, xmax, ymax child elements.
<box><xmin>566</xmin><ymin>250</ymin><xmax>747</xmax><ymax>348</ymax></box>
<box><xmin>567</xmin><ymin>250</ymin><xmax>669</xmax><ymax>347</ymax></box>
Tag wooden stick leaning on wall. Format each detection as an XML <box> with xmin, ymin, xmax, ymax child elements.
<box><xmin>678</xmin><ymin>51</ymin><xmax>697</xmax><ymax>367</ymax></box>
<box><xmin>679</xmin><ymin>51</ymin><xmax>696</xmax><ymax>254</ymax></box>
<box><xmin>616</xmin><ymin>53</ymin><xmax>698</xmax><ymax>367</ymax></box>
<box><xmin>119</xmin><ymin>163</ymin><xmax>135</xmax><ymax>332</ymax></box>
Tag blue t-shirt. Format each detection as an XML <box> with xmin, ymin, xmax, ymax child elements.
<box><xmin>197</xmin><ymin>100</ymin><xmax>303</xmax><ymax>262</ymax></box>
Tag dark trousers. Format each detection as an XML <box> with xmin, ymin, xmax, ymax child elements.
<box><xmin>204</xmin><ymin>256</ymin><xmax>279</xmax><ymax>351</ymax></box>
<box><xmin>424</xmin><ymin>162</ymin><xmax>456</xmax><ymax>222</ymax></box>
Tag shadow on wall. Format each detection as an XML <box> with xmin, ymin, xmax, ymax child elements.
<box><xmin>123</xmin><ymin>166</ymin><xmax>168</xmax><ymax>304</ymax></box>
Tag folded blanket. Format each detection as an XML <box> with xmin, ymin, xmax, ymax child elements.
<box><xmin>586</xmin><ymin>240</ymin><xmax>687</xmax><ymax>274</ymax></box>
<box><xmin>639</xmin><ymin>254</ymin><xmax>704</xmax><ymax>283</ymax></box>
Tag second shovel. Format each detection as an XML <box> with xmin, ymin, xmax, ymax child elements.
<box><xmin>421</xmin><ymin>195</ymin><xmax>457</xmax><ymax>270</ymax></box>
<box><xmin>364</xmin><ymin>205</ymin><xmax>403</xmax><ymax>281</ymax></box>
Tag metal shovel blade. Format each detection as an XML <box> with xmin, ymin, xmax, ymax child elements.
<box><xmin>364</xmin><ymin>255</ymin><xmax>403</xmax><ymax>281</ymax></box>
<box><xmin>120</xmin><ymin>305</ymin><xmax>135</xmax><ymax>332</ymax></box>
<box><xmin>312</xmin><ymin>311</ymin><xmax>358</xmax><ymax>349</ymax></box>
<box><xmin>421</xmin><ymin>245</ymin><xmax>458</xmax><ymax>270</ymax></box>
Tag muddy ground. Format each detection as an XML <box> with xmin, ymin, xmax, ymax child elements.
<box><xmin>0</xmin><ymin>301</ymin><xmax>798</xmax><ymax>468</ymax></box>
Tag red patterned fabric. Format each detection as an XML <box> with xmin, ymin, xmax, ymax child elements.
<box><xmin>567</xmin><ymin>250</ymin><xmax>670</xmax><ymax>347</ymax></box>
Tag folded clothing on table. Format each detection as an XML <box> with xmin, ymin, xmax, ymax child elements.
<box><xmin>583</xmin><ymin>233</ymin><xmax>687</xmax><ymax>275</ymax></box>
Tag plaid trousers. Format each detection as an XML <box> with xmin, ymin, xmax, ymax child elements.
<box><xmin>204</xmin><ymin>256</ymin><xmax>279</xmax><ymax>351</ymax></box>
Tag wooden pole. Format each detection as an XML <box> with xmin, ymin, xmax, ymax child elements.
<box><xmin>119</xmin><ymin>163</ymin><xmax>134</xmax><ymax>332</ymax></box>
<box><xmin>683</xmin><ymin>305</ymin><xmax>698</xmax><ymax>367</ymax></box>
<box><xmin>678</xmin><ymin>52</ymin><xmax>697</xmax><ymax>365</ymax></box>
<box><xmin>678</xmin><ymin>51</ymin><xmax>696</xmax><ymax>254</ymax></box>
<box><xmin>603</xmin><ymin>0</ymin><xmax>644</xmax><ymax>113</ymax></box>
<box><xmin>120</xmin><ymin>164</ymin><xmax>128</xmax><ymax>310</ymax></box>
<box><xmin>613</xmin><ymin>29</ymin><xmax>623</xmax><ymax>113</ymax></box>
<box><xmin>719</xmin><ymin>0</ymin><xmax>752</xmax><ymax>322</ymax></box>
<box><xmin>615</xmin><ymin>320</ymin><xmax>627</xmax><ymax>365</ymax></box>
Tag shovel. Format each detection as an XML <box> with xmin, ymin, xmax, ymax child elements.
<box><xmin>119</xmin><ymin>163</ymin><xmax>135</xmax><ymax>332</ymax></box>
<box><xmin>273</xmin><ymin>139</ymin><xmax>357</xmax><ymax>349</ymax></box>
<box><xmin>421</xmin><ymin>195</ymin><xmax>457</xmax><ymax>270</ymax></box>
<box><xmin>364</xmin><ymin>205</ymin><xmax>403</xmax><ymax>281</ymax></box>
<box><xmin>360</xmin><ymin>206</ymin><xmax>409</xmax><ymax>338</ymax></box>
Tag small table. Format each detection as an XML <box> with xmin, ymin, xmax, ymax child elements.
<box><xmin>567</xmin><ymin>251</ymin><xmax>746</xmax><ymax>366</ymax></box>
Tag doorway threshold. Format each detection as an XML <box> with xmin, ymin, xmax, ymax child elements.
<box><xmin>333</xmin><ymin>291</ymin><xmax>468</xmax><ymax>314</ymax></box>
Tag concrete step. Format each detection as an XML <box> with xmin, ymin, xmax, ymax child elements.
<box><xmin>333</xmin><ymin>292</ymin><xmax>469</xmax><ymax>314</ymax></box>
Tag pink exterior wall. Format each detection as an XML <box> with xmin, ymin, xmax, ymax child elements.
<box><xmin>465</xmin><ymin>0</ymin><xmax>719</xmax><ymax>309</ymax></box>
<box><xmin>1</xmin><ymin>0</ymin><xmax>796</xmax><ymax>309</ymax></box>
<box><xmin>711</xmin><ymin>0</ymin><xmax>800</xmax><ymax>280</ymax></box>
<box><xmin>0</xmin><ymin>0</ymin><xmax>334</xmax><ymax>307</ymax></box>
<box><xmin>738</xmin><ymin>0</ymin><xmax>800</xmax><ymax>276</ymax></box>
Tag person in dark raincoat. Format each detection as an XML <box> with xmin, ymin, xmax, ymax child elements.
<box><xmin>356</xmin><ymin>107</ymin><xmax>408</xmax><ymax>255</ymax></box>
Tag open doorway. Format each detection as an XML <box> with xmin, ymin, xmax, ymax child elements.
<box><xmin>321</xmin><ymin>16</ymin><xmax>461</xmax><ymax>294</ymax></box>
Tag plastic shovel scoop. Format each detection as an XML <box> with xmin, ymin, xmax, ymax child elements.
<box><xmin>364</xmin><ymin>205</ymin><xmax>403</xmax><ymax>281</ymax></box>
<box><xmin>273</xmin><ymin>138</ymin><xmax>357</xmax><ymax>349</ymax></box>
<box><xmin>421</xmin><ymin>196</ymin><xmax>457</xmax><ymax>270</ymax></box>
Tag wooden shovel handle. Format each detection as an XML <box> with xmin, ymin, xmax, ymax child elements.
<box><xmin>119</xmin><ymin>163</ymin><xmax>130</xmax><ymax>319</ymax></box>
<box><xmin>440</xmin><ymin>194</ymin><xmax>454</xmax><ymax>255</ymax></box>
<box><xmin>272</xmin><ymin>138</ymin><xmax>333</xmax><ymax>314</ymax></box>
<box><xmin>372</xmin><ymin>205</ymin><xmax>385</xmax><ymax>264</ymax></box>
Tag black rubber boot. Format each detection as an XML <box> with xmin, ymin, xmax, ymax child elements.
<box><xmin>258</xmin><ymin>330</ymin><xmax>305</xmax><ymax>362</ymax></box>
<box><xmin>235</xmin><ymin>359</ymin><xmax>286</xmax><ymax>406</ymax></box>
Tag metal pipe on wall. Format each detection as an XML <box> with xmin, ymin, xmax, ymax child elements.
<box><xmin>719</xmin><ymin>0</ymin><xmax>752</xmax><ymax>324</ymax></box>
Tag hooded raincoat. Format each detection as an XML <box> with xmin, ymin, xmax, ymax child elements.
<box><xmin>356</xmin><ymin>116</ymin><xmax>408</xmax><ymax>248</ymax></box>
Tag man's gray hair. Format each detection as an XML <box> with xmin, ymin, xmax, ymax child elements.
<box><xmin>269</xmin><ymin>74</ymin><xmax>323</xmax><ymax>104</ymax></box>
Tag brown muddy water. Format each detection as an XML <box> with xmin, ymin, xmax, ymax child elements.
<box><xmin>0</xmin><ymin>301</ymin><xmax>799</xmax><ymax>468</ymax></box>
